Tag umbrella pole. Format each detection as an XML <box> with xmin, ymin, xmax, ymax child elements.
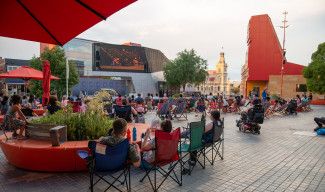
<box><xmin>66</xmin><ymin>59</ymin><xmax>69</xmax><ymax>97</ymax></box>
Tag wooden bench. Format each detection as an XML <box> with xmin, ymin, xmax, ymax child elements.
<box><xmin>27</xmin><ymin>124</ymin><xmax>67</xmax><ymax>146</ymax></box>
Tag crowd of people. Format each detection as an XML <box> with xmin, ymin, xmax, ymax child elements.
<box><xmin>0</xmin><ymin>93</ymin><xmax>65</xmax><ymax>139</ymax></box>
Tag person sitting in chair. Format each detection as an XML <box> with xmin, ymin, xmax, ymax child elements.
<box><xmin>3</xmin><ymin>95</ymin><xmax>28</xmax><ymax>139</ymax></box>
<box><xmin>99</xmin><ymin>118</ymin><xmax>141</xmax><ymax>167</ymax></box>
<box><xmin>141</xmin><ymin>120</ymin><xmax>172</xmax><ymax>164</ymax></box>
<box><xmin>314</xmin><ymin>117</ymin><xmax>325</xmax><ymax>132</ymax></box>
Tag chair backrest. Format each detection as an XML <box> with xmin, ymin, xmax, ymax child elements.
<box><xmin>189</xmin><ymin>121</ymin><xmax>204</xmax><ymax>151</ymax></box>
<box><xmin>174</xmin><ymin>102</ymin><xmax>186</xmax><ymax>114</ymax></box>
<box><xmin>88</xmin><ymin>139</ymin><xmax>129</xmax><ymax>172</ymax></box>
<box><xmin>213</xmin><ymin>118</ymin><xmax>224</xmax><ymax>142</ymax></box>
<box><xmin>159</xmin><ymin>102</ymin><xmax>169</xmax><ymax>114</ymax></box>
<box><xmin>114</xmin><ymin>105</ymin><xmax>132</xmax><ymax>122</ymax></box>
<box><xmin>155</xmin><ymin>128</ymin><xmax>180</xmax><ymax>166</ymax></box>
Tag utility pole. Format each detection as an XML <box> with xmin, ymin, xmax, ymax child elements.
<box><xmin>279</xmin><ymin>11</ymin><xmax>289</xmax><ymax>97</ymax></box>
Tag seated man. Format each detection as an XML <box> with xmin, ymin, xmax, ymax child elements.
<box><xmin>99</xmin><ymin>118</ymin><xmax>141</xmax><ymax>167</ymax></box>
<box><xmin>314</xmin><ymin>117</ymin><xmax>325</xmax><ymax>132</ymax></box>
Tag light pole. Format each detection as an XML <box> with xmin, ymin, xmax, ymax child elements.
<box><xmin>279</xmin><ymin>11</ymin><xmax>289</xmax><ymax>97</ymax></box>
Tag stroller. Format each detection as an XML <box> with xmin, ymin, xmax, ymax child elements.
<box><xmin>236</xmin><ymin>102</ymin><xmax>264</xmax><ymax>134</ymax></box>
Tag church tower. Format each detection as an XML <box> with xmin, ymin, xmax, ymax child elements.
<box><xmin>215</xmin><ymin>52</ymin><xmax>228</xmax><ymax>93</ymax></box>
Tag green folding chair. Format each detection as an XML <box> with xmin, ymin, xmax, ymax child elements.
<box><xmin>179</xmin><ymin>121</ymin><xmax>205</xmax><ymax>175</ymax></box>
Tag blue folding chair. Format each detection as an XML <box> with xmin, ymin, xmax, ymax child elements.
<box><xmin>78</xmin><ymin>140</ymin><xmax>131</xmax><ymax>192</ymax></box>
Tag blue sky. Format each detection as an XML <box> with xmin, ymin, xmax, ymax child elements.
<box><xmin>1</xmin><ymin>0</ymin><xmax>324</xmax><ymax>80</ymax></box>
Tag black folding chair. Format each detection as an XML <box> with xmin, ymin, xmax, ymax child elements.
<box><xmin>114</xmin><ymin>105</ymin><xmax>132</xmax><ymax>122</ymax></box>
<box><xmin>204</xmin><ymin>118</ymin><xmax>224</xmax><ymax>165</ymax></box>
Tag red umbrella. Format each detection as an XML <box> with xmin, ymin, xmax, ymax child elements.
<box><xmin>42</xmin><ymin>60</ymin><xmax>51</xmax><ymax>106</ymax></box>
<box><xmin>0</xmin><ymin>66</ymin><xmax>60</xmax><ymax>80</ymax></box>
<box><xmin>0</xmin><ymin>0</ymin><xmax>136</xmax><ymax>45</ymax></box>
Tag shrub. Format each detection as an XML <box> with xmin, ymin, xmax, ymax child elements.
<box><xmin>30</xmin><ymin>107</ymin><xmax>113</xmax><ymax>141</ymax></box>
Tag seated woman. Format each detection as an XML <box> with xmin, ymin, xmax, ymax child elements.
<box><xmin>28</xmin><ymin>94</ymin><xmax>38</xmax><ymax>109</ymax></box>
<box><xmin>99</xmin><ymin>118</ymin><xmax>141</xmax><ymax>167</ymax></box>
<box><xmin>141</xmin><ymin>120</ymin><xmax>172</xmax><ymax>164</ymax></box>
<box><xmin>3</xmin><ymin>95</ymin><xmax>28</xmax><ymax>139</ymax></box>
<box><xmin>47</xmin><ymin>96</ymin><xmax>61</xmax><ymax>115</ymax></box>
<box><xmin>0</xmin><ymin>96</ymin><xmax>9</xmax><ymax>115</ymax></box>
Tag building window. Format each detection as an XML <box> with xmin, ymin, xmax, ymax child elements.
<box><xmin>218</xmin><ymin>86</ymin><xmax>220</xmax><ymax>91</ymax></box>
<box><xmin>7</xmin><ymin>66</ymin><xmax>18</xmax><ymax>71</ymax></box>
<box><xmin>296</xmin><ymin>84</ymin><xmax>307</xmax><ymax>92</ymax></box>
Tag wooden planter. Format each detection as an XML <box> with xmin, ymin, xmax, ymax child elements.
<box><xmin>27</xmin><ymin>123</ymin><xmax>67</xmax><ymax>146</ymax></box>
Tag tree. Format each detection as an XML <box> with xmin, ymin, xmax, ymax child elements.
<box><xmin>29</xmin><ymin>46</ymin><xmax>79</xmax><ymax>99</ymax></box>
<box><xmin>303</xmin><ymin>42</ymin><xmax>325</xmax><ymax>94</ymax></box>
<box><xmin>164</xmin><ymin>49</ymin><xmax>208</xmax><ymax>91</ymax></box>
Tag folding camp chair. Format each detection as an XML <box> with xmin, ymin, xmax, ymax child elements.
<box><xmin>139</xmin><ymin>128</ymin><xmax>182</xmax><ymax>192</ymax></box>
<box><xmin>157</xmin><ymin>102</ymin><xmax>170</xmax><ymax>120</ymax></box>
<box><xmin>204</xmin><ymin>118</ymin><xmax>224</xmax><ymax>165</ymax></box>
<box><xmin>173</xmin><ymin>102</ymin><xmax>188</xmax><ymax>120</ymax></box>
<box><xmin>78</xmin><ymin>140</ymin><xmax>131</xmax><ymax>192</ymax></box>
<box><xmin>114</xmin><ymin>105</ymin><xmax>132</xmax><ymax>122</ymax></box>
<box><xmin>179</xmin><ymin>121</ymin><xmax>205</xmax><ymax>175</ymax></box>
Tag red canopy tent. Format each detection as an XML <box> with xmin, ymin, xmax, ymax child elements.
<box><xmin>0</xmin><ymin>66</ymin><xmax>59</xmax><ymax>80</ymax></box>
<box><xmin>0</xmin><ymin>0</ymin><xmax>136</xmax><ymax>45</ymax></box>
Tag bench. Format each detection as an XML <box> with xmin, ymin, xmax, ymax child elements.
<box><xmin>27</xmin><ymin>124</ymin><xmax>67</xmax><ymax>146</ymax></box>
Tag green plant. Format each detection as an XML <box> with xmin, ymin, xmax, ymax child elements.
<box><xmin>164</xmin><ymin>49</ymin><xmax>208</xmax><ymax>91</ymax></box>
<box><xmin>303</xmin><ymin>42</ymin><xmax>325</xmax><ymax>94</ymax></box>
<box><xmin>29</xmin><ymin>46</ymin><xmax>79</xmax><ymax>99</ymax></box>
<box><xmin>30</xmin><ymin>107</ymin><xmax>113</xmax><ymax>141</ymax></box>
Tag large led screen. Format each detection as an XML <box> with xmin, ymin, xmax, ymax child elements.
<box><xmin>93</xmin><ymin>43</ymin><xmax>148</xmax><ymax>72</ymax></box>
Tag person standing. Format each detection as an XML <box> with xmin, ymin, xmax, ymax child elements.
<box><xmin>262</xmin><ymin>88</ymin><xmax>267</xmax><ymax>102</ymax></box>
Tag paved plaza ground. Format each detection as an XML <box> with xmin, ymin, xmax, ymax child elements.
<box><xmin>0</xmin><ymin>106</ymin><xmax>325</xmax><ymax>192</ymax></box>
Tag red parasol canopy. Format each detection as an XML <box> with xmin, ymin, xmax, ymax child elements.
<box><xmin>0</xmin><ymin>66</ymin><xmax>60</xmax><ymax>80</ymax></box>
<box><xmin>42</xmin><ymin>60</ymin><xmax>51</xmax><ymax>106</ymax></box>
<box><xmin>0</xmin><ymin>0</ymin><xmax>136</xmax><ymax>45</ymax></box>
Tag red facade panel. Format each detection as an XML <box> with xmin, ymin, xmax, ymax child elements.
<box><xmin>246</xmin><ymin>14</ymin><xmax>304</xmax><ymax>81</ymax></box>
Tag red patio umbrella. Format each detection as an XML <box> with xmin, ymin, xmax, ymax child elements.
<box><xmin>42</xmin><ymin>60</ymin><xmax>51</xmax><ymax>106</ymax></box>
<box><xmin>0</xmin><ymin>66</ymin><xmax>60</xmax><ymax>80</ymax></box>
<box><xmin>0</xmin><ymin>0</ymin><xmax>136</xmax><ymax>45</ymax></box>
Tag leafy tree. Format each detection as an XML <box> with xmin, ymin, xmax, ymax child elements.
<box><xmin>303</xmin><ymin>42</ymin><xmax>325</xmax><ymax>94</ymax></box>
<box><xmin>29</xmin><ymin>46</ymin><xmax>79</xmax><ymax>99</ymax></box>
<box><xmin>164</xmin><ymin>49</ymin><xmax>208</xmax><ymax>91</ymax></box>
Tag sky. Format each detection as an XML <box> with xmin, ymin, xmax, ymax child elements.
<box><xmin>1</xmin><ymin>0</ymin><xmax>325</xmax><ymax>81</ymax></box>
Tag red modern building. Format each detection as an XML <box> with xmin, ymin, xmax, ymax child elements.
<box><xmin>241</xmin><ymin>14</ymin><xmax>305</xmax><ymax>98</ymax></box>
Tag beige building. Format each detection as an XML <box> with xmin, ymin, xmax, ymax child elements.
<box><xmin>198</xmin><ymin>52</ymin><xmax>227</xmax><ymax>95</ymax></box>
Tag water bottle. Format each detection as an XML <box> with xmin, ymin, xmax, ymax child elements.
<box><xmin>132</xmin><ymin>127</ymin><xmax>137</xmax><ymax>142</ymax></box>
<box><xmin>127</xmin><ymin>129</ymin><xmax>131</xmax><ymax>141</ymax></box>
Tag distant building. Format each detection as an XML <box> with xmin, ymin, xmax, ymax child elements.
<box><xmin>198</xmin><ymin>52</ymin><xmax>236</xmax><ymax>96</ymax></box>
<box><xmin>241</xmin><ymin>14</ymin><xmax>307</xmax><ymax>99</ymax></box>
<box><xmin>0</xmin><ymin>58</ymin><xmax>30</xmax><ymax>95</ymax></box>
<box><xmin>40</xmin><ymin>38</ymin><xmax>170</xmax><ymax>96</ymax></box>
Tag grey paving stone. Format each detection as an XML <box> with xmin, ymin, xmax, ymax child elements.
<box><xmin>0</xmin><ymin>105</ymin><xmax>325</xmax><ymax>192</ymax></box>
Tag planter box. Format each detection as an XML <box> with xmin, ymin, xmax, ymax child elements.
<box><xmin>27</xmin><ymin>124</ymin><xmax>67</xmax><ymax>146</ymax></box>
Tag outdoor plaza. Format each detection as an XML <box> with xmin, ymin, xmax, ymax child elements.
<box><xmin>0</xmin><ymin>106</ymin><xmax>324</xmax><ymax>192</ymax></box>
<box><xmin>1</xmin><ymin>1</ymin><xmax>325</xmax><ymax>192</ymax></box>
